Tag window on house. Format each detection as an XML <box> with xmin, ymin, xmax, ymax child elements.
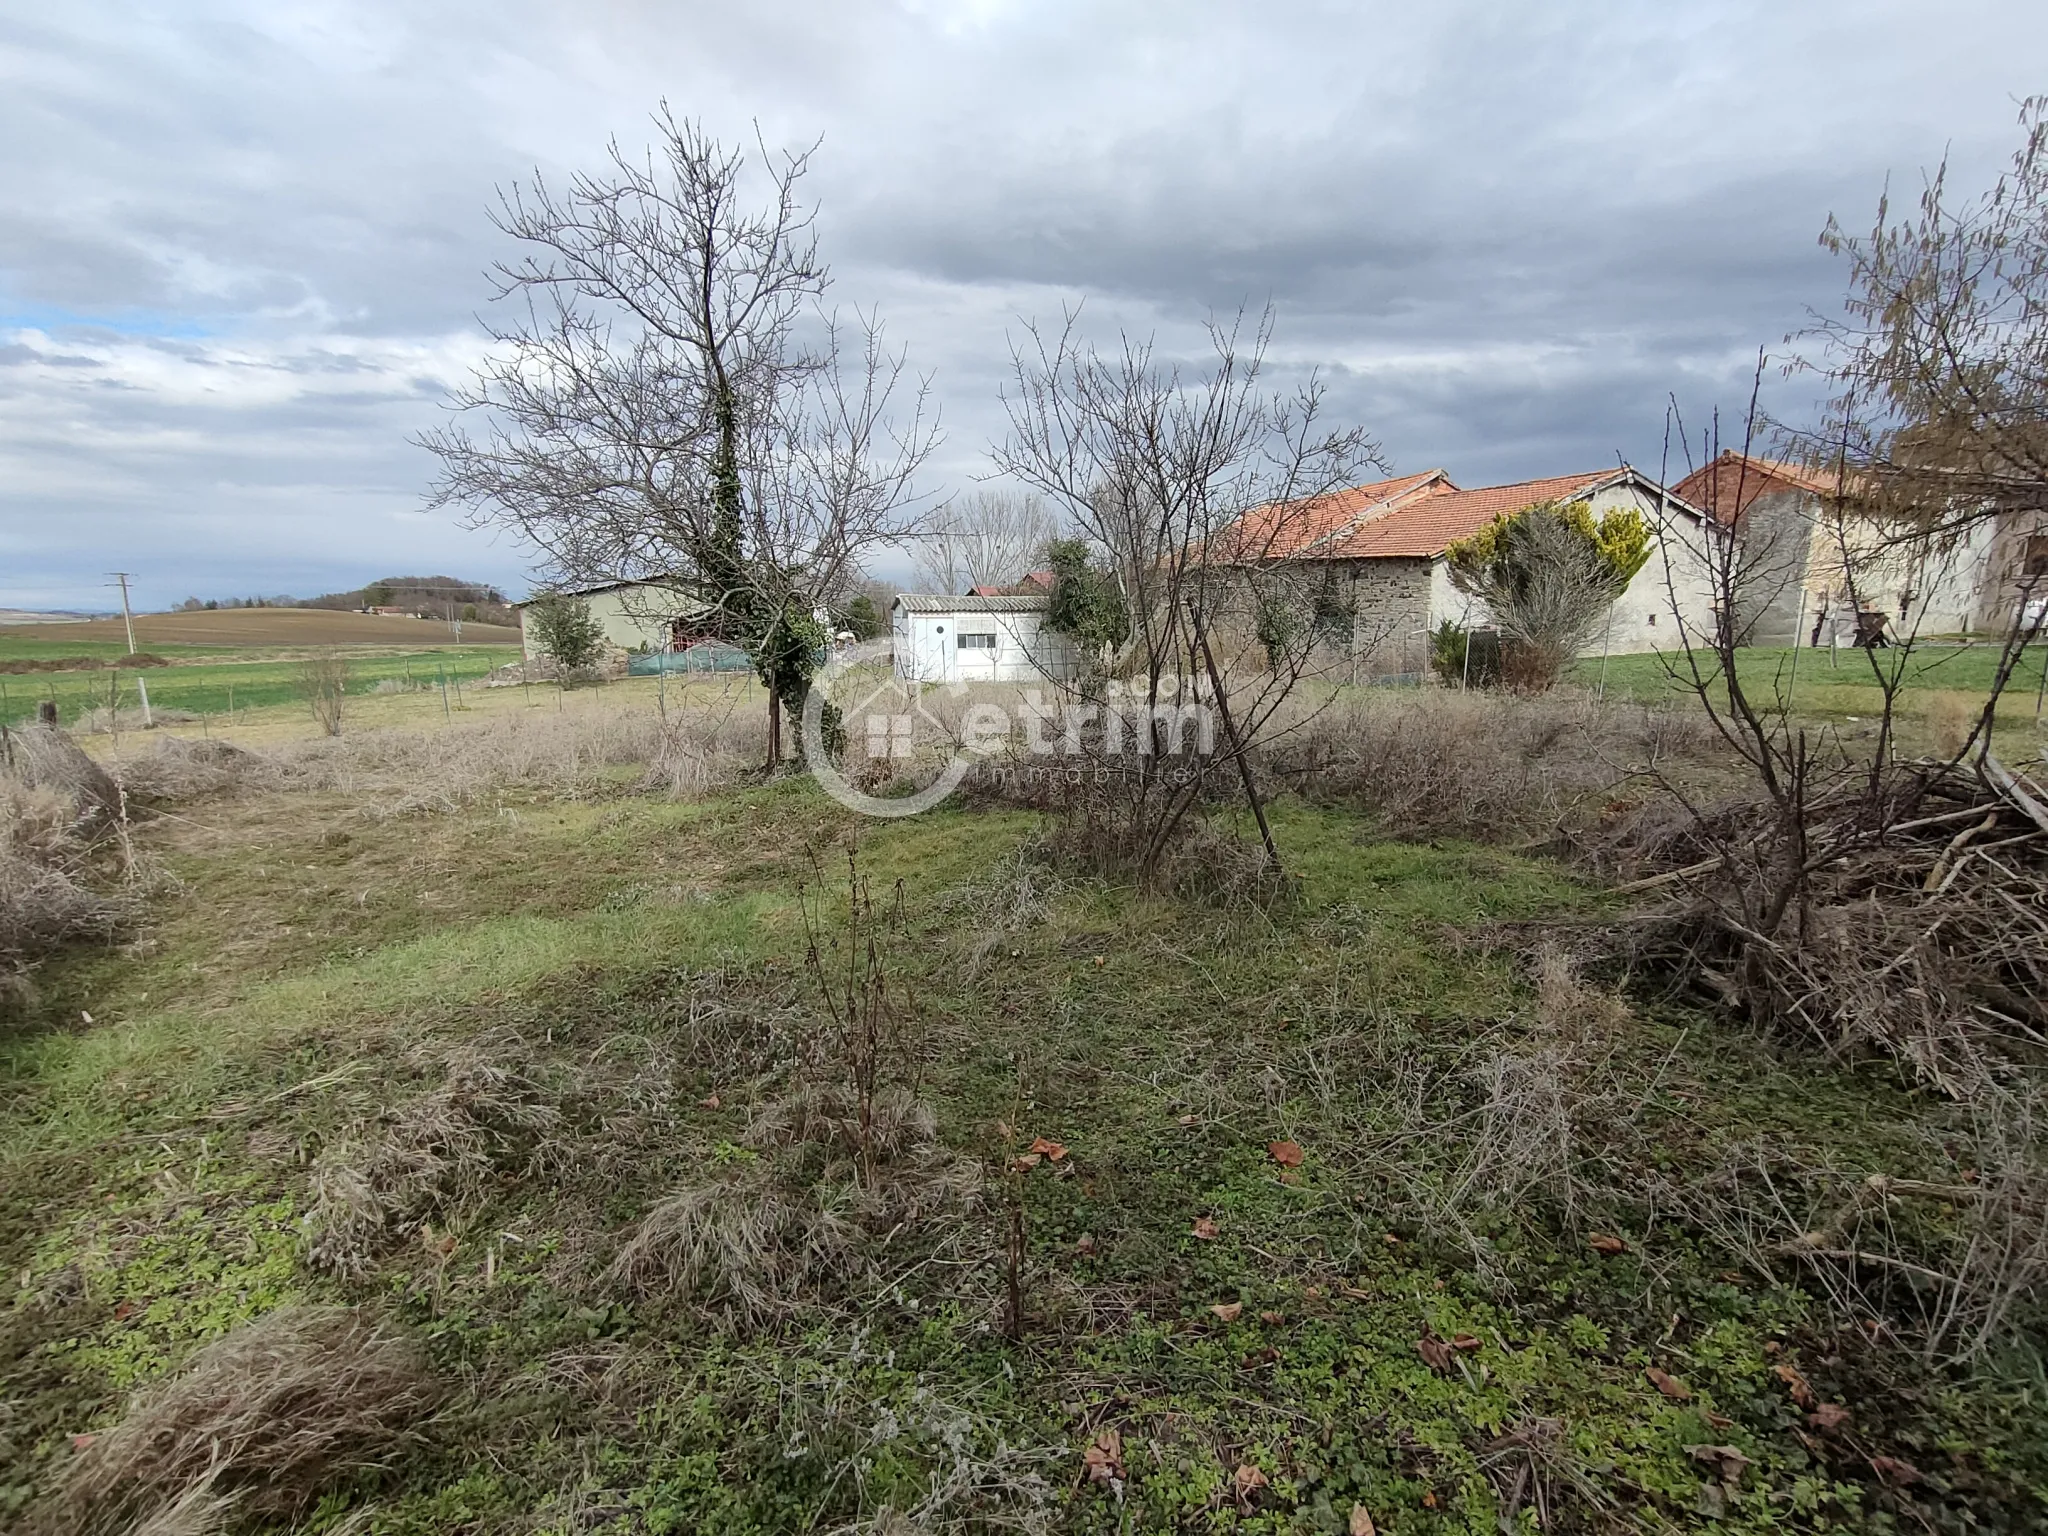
<box><xmin>958</xmin><ymin>632</ymin><xmax>997</xmax><ymax>649</ymax></box>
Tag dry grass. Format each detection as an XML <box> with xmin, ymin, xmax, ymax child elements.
<box><xmin>42</xmin><ymin>1305</ymin><xmax>439</xmax><ymax>1536</ymax></box>
<box><xmin>1</xmin><ymin>730</ymin><xmax>138</xmax><ymax>1002</ymax></box>
<box><xmin>608</xmin><ymin>1080</ymin><xmax>981</xmax><ymax>1328</ymax></box>
<box><xmin>306</xmin><ymin>1034</ymin><xmax>562</xmax><ymax>1277</ymax></box>
<box><xmin>606</xmin><ymin>1165</ymin><xmax>867</xmax><ymax>1324</ymax></box>
<box><xmin>110</xmin><ymin>700</ymin><xmax>763</xmax><ymax>816</ymax></box>
<box><xmin>1266</xmin><ymin>686</ymin><xmax>1723</xmax><ymax>841</ymax></box>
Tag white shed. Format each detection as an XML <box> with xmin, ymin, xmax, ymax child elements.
<box><xmin>890</xmin><ymin>594</ymin><xmax>1080</xmax><ymax>684</ymax></box>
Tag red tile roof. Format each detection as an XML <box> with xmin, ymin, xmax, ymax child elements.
<box><xmin>1212</xmin><ymin>470</ymin><xmax>1451</xmax><ymax>560</ymax></box>
<box><xmin>1321</xmin><ymin>469</ymin><xmax>1623</xmax><ymax>559</ymax></box>
<box><xmin>1673</xmin><ymin>452</ymin><xmax>1845</xmax><ymax>526</ymax></box>
<box><xmin>967</xmin><ymin>569</ymin><xmax>1055</xmax><ymax>598</ymax></box>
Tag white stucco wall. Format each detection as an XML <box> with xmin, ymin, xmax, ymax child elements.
<box><xmin>1425</xmin><ymin>481</ymin><xmax>1723</xmax><ymax>655</ymax></box>
<box><xmin>891</xmin><ymin>604</ymin><xmax>1079</xmax><ymax>683</ymax></box>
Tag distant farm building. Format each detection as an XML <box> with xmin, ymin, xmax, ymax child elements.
<box><xmin>514</xmin><ymin>579</ymin><xmax>704</xmax><ymax>659</ymax></box>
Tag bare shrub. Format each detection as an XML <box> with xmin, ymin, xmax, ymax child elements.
<box><xmin>306</xmin><ymin>1034</ymin><xmax>562</xmax><ymax>1276</ymax></box>
<box><xmin>299</xmin><ymin>653</ymin><xmax>349</xmax><ymax>736</ymax></box>
<box><xmin>747</xmin><ymin>1080</ymin><xmax>938</xmax><ymax>1163</ymax></box>
<box><xmin>43</xmin><ymin>1305</ymin><xmax>438</xmax><ymax>1536</ymax></box>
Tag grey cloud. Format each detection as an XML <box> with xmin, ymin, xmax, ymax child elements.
<box><xmin>2</xmin><ymin>0</ymin><xmax>2045</xmax><ymax>608</ymax></box>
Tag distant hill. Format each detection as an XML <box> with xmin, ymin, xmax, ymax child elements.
<box><xmin>0</xmin><ymin>609</ymin><xmax>111</xmax><ymax>625</ymax></box>
<box><xmin>293</xmin><ymin>575</ymin><xmax>515</xmax><ymax>626</ymax></box>
<box><xmin>28</xmin><ymin>608</ymin><xmax>522</xmax><ymax>648</ymax></box>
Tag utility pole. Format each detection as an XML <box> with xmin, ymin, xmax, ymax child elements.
<box><xmin>108</xmin><ymin>572</ymin><xmax>138</xmax><ymax>654</ymax></box>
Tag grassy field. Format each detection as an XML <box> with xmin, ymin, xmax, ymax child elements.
<box><xmin>0</xmin><ymin>644</ymin><xmax>524</xmax><ymax>731</ymax></box>
<box><xmin>4</xmin><ymin>608</ymin><xmax>523</xmax><ymax>651</ymax></box>
<box><xmin>2</xmin><ymin>693</ymin><xmax>2043</xmax><ymax>1535</ymax></box>
<box><xmin>1574</xmin><ymin>643</ymin><xmax>2048</xmax><ymax>733</ymax></box>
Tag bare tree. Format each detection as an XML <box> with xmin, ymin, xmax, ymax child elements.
<box><xmin>992</xmin><ymin>307</ymin><xmax>1385</xmax><ymax>883</ymax></box>
<box><xmin>910</xmin><ymin>489</ymin><xmax>1062</xmax><ymax>593</ymax></box>
<box><xmin>419</xmin><ymin>109</ymin><xmax>938</xmax><ymax>766</ymax></box>
<box><xmin>1789</xmin><ymin>96</ymin><xmax>2048</xmax><ymax>563</ymax></box>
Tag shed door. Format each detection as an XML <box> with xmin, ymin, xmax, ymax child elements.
<box><xmin>907</xmin><ymin>617</ymin><xmax>953</xmax><ymax>683</ymax></box>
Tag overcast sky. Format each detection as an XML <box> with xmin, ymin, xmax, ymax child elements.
<box><xmin>2</xmin><ymin>2</ymin><xmax>2043</xmax><ymax>611</ymax></box>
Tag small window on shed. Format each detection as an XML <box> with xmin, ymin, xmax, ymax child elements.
<box><xmin>958</xmin><ymin>631</ymin><xmax>997</xmax><ymax>649</ymax></box>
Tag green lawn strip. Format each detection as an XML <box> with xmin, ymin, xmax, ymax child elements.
<box><xmin>0</xmin><ymin>646</ymin><xmax>519</xmax><ymax>728</ymax></box>
<box><xmin>1574</xmin><ymin>643</ymin><xmax>2048</xmax><ymax>717</ymax></box>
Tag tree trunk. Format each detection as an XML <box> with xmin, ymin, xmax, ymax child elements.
<box><xmin>766</xmin><ymin>687</ymin><xmax>783</xmax><ymax>769</ymax></box>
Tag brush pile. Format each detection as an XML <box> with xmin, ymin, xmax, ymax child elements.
<box><xmin>1619</xmin><ymin>753</ymin><xmax>2048</xmax><ymax>1095</ymax></box>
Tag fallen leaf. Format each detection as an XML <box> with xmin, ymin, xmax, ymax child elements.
<box><xmin>1772</xmin><ymin>1362</ymin><xmax>1816</xmax><ymax>1409</ymax></box>
<box><xmin>1268</xmin><ymin>1139</ymin><xmax>1305</xmax><ymax>1168</ymax></box>
<box><xmin>1339</xmin><ymin>1283</ymin><xmax>1372</xmax><ymax>1300</ymax></box>
<box><xmin>70</xmin><ymin>1433</ymin><xmax>96</xmax><ymax>1451</ymax></box>
<box><xmin>1009</xmin><ymin>1153</ymin><xmax>1042</xmax><ymax>1173</ymax></box>
<box><xmin>1081</xmin><ymin>1427</ymin><xmax>1124</xmax><ymax>1484</ymax></box>
<box><xmin>1807</xmin><ymin>1403</ymin><xmax>1852</xmax><ymax>1433</ymax></box>
<box><xmin>1210</xmin><ymin>1301</ymin><xmax>1244</xmax><ymax>1322</ymax></box>
<box><xmin>1028</xmin><ymin>1136</ymin><xmax>1068</xmax><ymax>1161</ymax></box>
<box><xmin>1177</xmin><ymin>1113</ymin><xmax>1201</xmax><ymax>1127</ymax></box>
<box><xmin>112</xmin><ymin>1301</ymin><xmax>134</xmax><ymax>1322</ymax></box>
<box><xmin>1093</xmin><ymin>955</ymin><xmax>1105</xmax><ymax>966</ymax></box>
<box><xmin>1303</xmin><ymin>1284</ymin><xmax>1324</xmax><ymax>1299</ymax></box>
<box><xmin>1416</xmin><ymin>1331</ymin><xmax>1454</xmax><ymax>1373</ymax></box>
<box><xmin>1381</xmin><ymin>1232</ymin><xmax>1402</xmax><ymax>1246</ymax></box>
<box><xmin>1870</xmin><ymin>1454</ymin><xmax>1921</xmax><ymax>1487</ymax></box>
<box><xmin>995</xmin><ymin>1120</ymin><xmax>1014</xmax><ymax>1141</ymax></box>
<box><xmin>1690</xmin><ymin>1444</ymin><xmax>1753</xmax><ymax>1485</ymax></box>
<box><xmin>1074</xmin><ymin>1234</ymin><xmax>1099</xmax><ymax>1256</ymax></box>
<box><xmin>1241</xmin><ymin>1345</ymin><xmax>1279</xmax><ymax>1367</ymax></box>
<box><xmin>1589</xmin><ymin>1233</ymin><xmax>1627</xmax><ymax>1256</ymax></box>
<box><xmin>1705</xmin><ymin>1411</ymin><xmax>1734</xmax><ymax>1429</ymax></box>
<box><xmin>1421</xmin><ymin>1490</ymin><xmax>1439</xmax><ymax>1509</ymax></box>
<box><xmin>1191</xmin><ymin>1216</ymin><xmax>1219</xmax><ymax>1240</ymax></box>
<box><xmin>1260</xmin><ymin>1310</ymin><xmax>1285</xmax><ymax>1325</ymax></box>
<box><xmin>1645</xmin><ymin>1367</ymin><xmax>1691</xmax><ymax>1401</ymax></box>
<box><xmin>1450</xmin><ymin>1333</ymin><xmax>1482</xmax><ymax>1352</ymax></box>
<box><xmin>1232</xmin><ymin>1463</ymin><xmax>1270</xmax><ymax>1503</ymax></box>
<box><xmin>1348</xmin><ymin>1504</ymin><xmax>1377</xmax><ymax>1536</ymax></box>
<box><xmin>698</xmin><ymin>1093</ymin><xmax>721</xmax><ymax>1109</ymax></box>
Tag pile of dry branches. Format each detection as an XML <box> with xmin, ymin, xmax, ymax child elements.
<box><xmin>1622</xmin><ymin>753</ymin><xmax>2048</xmax><ymax>1095</ymax></box>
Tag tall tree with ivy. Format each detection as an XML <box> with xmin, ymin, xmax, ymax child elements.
<box><xmin>420</xmin><ymin>109</ymin><xmax>937</xmax><ymax>767</ymax></box>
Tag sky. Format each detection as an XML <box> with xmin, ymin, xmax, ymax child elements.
<box><xmin>2</xmin><ymin>2</ymin><xmax>2044</xmax><ymax>612</ymax></box>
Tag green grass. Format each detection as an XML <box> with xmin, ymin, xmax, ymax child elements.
<box><xmin>1576</xmin><ymin>643</ymin><xmax>2048</xmax><ymax>722</ymax></box>
<box><xmin>0</xmin><ymin>646</ymin><xmax>518</xmax><ymax>729</ymax></box>
<box><xmin>3</xmin><ymin>779</ymin><xmax>2042</xmax><ymax>1533</ymax></box>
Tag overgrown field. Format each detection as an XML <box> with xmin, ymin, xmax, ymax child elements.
<box><xmin>2</xmin><ymin>698</ymin><xmax>2044</xmax><ymax>1534</ymax></box>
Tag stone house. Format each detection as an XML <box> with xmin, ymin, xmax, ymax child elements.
<box><xmin>1672</xmin><ymin>452</ymin><xmax>2048</xmax><ymax>643</ymax></box>
<box><xmin>1211</xmin><ymin>466</ymin><xmax>1722</xmax><ymax>668</ymax></box>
